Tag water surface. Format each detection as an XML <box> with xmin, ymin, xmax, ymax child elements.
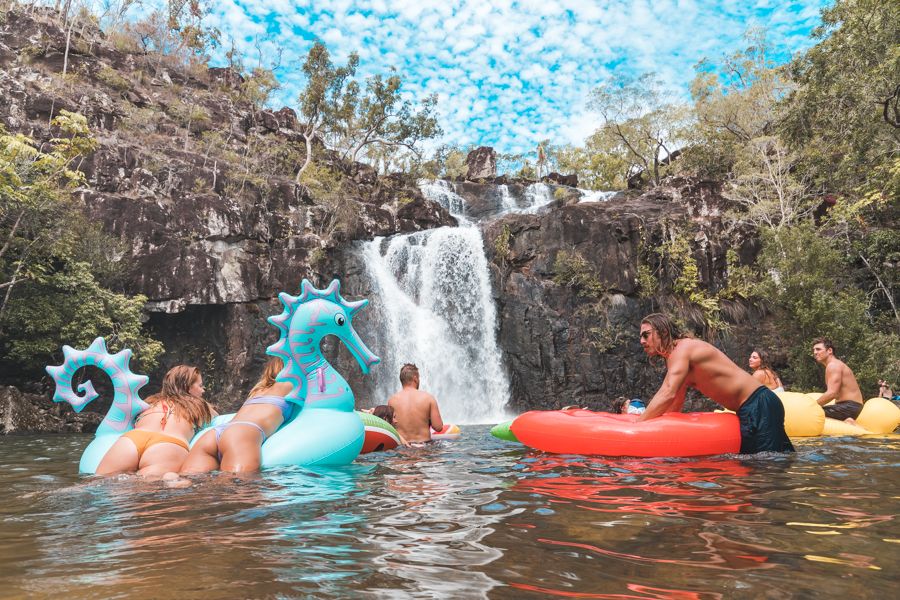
<box><xmin>1</xmin><ymin>430</ymin><xmax>897</xmax><ymax>598</ymax></box>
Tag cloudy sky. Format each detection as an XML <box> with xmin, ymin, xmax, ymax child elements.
<box><xmin>193</xmin><ymin>1</ymin><xmax>829</xmax><ymax>153</ymax></box>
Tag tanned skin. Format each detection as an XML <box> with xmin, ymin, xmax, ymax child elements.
<box><xmin>636</xmin><ymin>323</ymin><xmax>763</xmax><ymax>421</ymax></box>
<box><xmin>749</xmin><ymin>352</ymin><xmax>782</xmax><ymax>390</ymax></box>
<box><xmin>813</xmin><ymin>343</ymin><xmax>863</xmax><ymax>406</ymax></box>
<box><xmin>387</xmin><ymin>374</ymin><xmax>444</xmax><ymax>443</ymax></box>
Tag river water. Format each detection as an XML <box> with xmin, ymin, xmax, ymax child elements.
<box><xmin>1</xmin><ymin>432</ymin><xmax>897</xmax><ymax>599</ymax></box>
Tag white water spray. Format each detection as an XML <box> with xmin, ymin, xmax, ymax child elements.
<box><xmin>360</xmin><ymin>183</ymin><xmax>510</xmax><ymax>424</ymax></box>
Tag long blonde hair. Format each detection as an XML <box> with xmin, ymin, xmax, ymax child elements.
<box><xmin>145</xmin><ymin>365</ymin><xmax>213</xmax><ymax>428</ymax></box>
<box><xmin>247</xmin><ymin>357</ymin><xmax>284</xmax><ymax>399</ymax></box>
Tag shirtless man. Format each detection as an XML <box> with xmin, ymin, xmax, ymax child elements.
<box><xmin>636</xmin><ymin>313</ymin><xmax>794</xmax><ymax>454</ymax></box>
<box><xmin>387</xmin><ymin>363</ymin><xmax>444</xmax><ymax>444</ymax></box>
<box><xmin>812</xmin><ymin>337</ymin><xmax>864</xmax><ymax>421</ymax></box>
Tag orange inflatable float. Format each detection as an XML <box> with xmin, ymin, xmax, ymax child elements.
<box><xmin>510</xmin><ymin>409</ymin><xmax>741</xmax><ymax>457</ymax></box>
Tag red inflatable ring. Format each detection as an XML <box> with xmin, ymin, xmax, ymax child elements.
<box><xmin>510</xmin><ymin>409</ymin><xmax>741</xmax><ymax>457</ymax></box>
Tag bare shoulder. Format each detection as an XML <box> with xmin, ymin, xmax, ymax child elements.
<box><xmin>825</xmin><ymin>359</ymin><xmax>843</xmax><ymax>374</ymax></box>
<box><xmin>673</xmin><ymin>338</ymin><xmax>708</xmax><ymax>358</ymax></box>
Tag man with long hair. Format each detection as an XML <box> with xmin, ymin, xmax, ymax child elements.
<box><xmin>636</xmin><ymin>313</ymin><xmax>793</xmax><ymax>454</ymax></box>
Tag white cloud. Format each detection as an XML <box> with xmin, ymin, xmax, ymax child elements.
<box><xmin>121</xmin><ymin>0</ymin><xmax>830</xmax><ymax>154</ymax></box>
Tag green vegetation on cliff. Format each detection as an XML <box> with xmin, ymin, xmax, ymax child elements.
<box><xmin>0</xmin><ymin>112</ymin><xmax>163</xmax><ymax>377</ymax></box>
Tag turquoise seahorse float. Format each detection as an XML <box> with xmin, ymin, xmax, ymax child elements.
<box><xmin>193</xmin><ymin>278</ymin><xmax>381</xmax><ymax>466</ymax></box>
<box><xmin>45</xmin><ymin>337</ymin><xmax>149</xmax><ymax>474</ymax></box>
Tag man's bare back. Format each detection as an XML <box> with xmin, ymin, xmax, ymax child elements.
<box><xmin>388</xmin><ymin>388</ymin><xmax>443</xmax><ymax>443</ymax></box>
<box><xmin>637</xmin><ymin>317</ymin><xmax>762</xmax><ymax>421</ymax></box>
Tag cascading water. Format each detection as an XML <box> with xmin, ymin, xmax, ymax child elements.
<box><xmin>578</xmin><ymin>189</ymin><xmax>619</xmax><ymax>203</ymax></box>
<box><xmin>522</xmin><ymin>182</ymin><xmax>555</xmax><ymax>213</ymax></box>
<box><xmin>360</xmin><ymin>182</ymin><xmax>510</xmax><ymax>424</ymax></box>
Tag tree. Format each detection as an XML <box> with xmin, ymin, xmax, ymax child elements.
<box><xmin>294</xmin><ymin>42</ymin><xmax>358</xmax><ymax>182</ymax></box>
<box><xmin>780</xmin><ymin>0</ymin><xmax>900</xmax><ymax>193</ymax></box>
<box><xmin>589</xmin><ymin>72</ymin><xmax>691</xmax><ymax>187</ymax></box>
<box><xmin>554</xmin><ymin>134</ymin><xmax>630</xmax><ymax>190</ymax></box>
<box><xmin>0</xmin><ymin>113</ymin><xmax>162</xmax><ymax>376</ymax></box>
<box><xmin>755</xmin><ymin>224</ymin><xmax>899</xmax><ymax>390</ymax></box>
<box><xmin>333</xmin><ymin>72</ymin><xmax>442</xmax><ymax>167</ymax></box>
<box><xmin>723</xmin><ymin>136</ymin><xmax>817</xmax><ymax>233</ymax></box>
<box><xmin>687</xmin><ymin>28</ymin><xmax>790</xmax><ymax>178</ymax></box>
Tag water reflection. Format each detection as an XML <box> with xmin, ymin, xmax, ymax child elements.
<box><xmin>0</xmin><ymin>432</ymin><xmax>897</xmax><ymax>598</ymax></box>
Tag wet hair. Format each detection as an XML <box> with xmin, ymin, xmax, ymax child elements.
<box><xmin>612</xmin><ymin>397</ymin><xmax>629</xmax><ymax>414</ymax></box>
<box><xmin>399</xmin><ymin>363</ymin><xmax>419</xmax><ymax>386</ymax></box>
<box><xmin>751</xmin><ymin>349</ymin><xmax>780</xmax><ymax>381</ymax></box>
<box><xmin>372</xmin><ymin>405</ymin><xmax>395</xmax><ymax>423</ymax></box>
<box><xmin>640</xmin><ymin>313</ymin><xmax>685</xmax><ymax>355</ymax></box>
<box><xmin>247</xmin><ymin>356</ymin><xmax>284</xmax><ymax>399</ymax></box>
<box><xmin>812</xmin><ymin>337</ymin><xmax>835</xmax><ymax>353</ymax></box>
<box><xmin>145</xmin><ymin>365</ymin><xmax>212</xmax><ymax>428</ymax></box>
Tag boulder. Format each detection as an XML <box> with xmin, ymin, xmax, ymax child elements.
<box><xmin>542</xmin><ymin>172</ymin><xmax>578</xmax><ymax>187</ymax></box>
<box><xmin>0</xmin><ymin>386</ymin><xmax>102</xmax><ymax>434</ymax></box>
<box><xmin>465</xmin><ymin>146</ymin><xmax>497</xmax><ymax>180</ymax></box>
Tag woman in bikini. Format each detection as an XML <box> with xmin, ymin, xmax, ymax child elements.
<box><xmin>748</xmin><ymin>349</ymin><xmax>784</xmax><ymax>393</ymax></box>
<box><xmin>181</xmin><ymin>357</ymin><xmax>293</xmax><ymax>473</ymax></box>
<box><xmin>96</xmin><ymin>365</ymin><xmax>214</xmax><ymax>476</ymax></box>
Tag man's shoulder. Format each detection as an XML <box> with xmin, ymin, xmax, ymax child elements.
<box><xmin>674</xmin><ymin>337</ymin><xmax>712</xmax><ymax>356</ymax></box>
<box><xmin>826</xmin><ymin>358</ymin><xmax>847</xmax><ymax>372</ymax></box>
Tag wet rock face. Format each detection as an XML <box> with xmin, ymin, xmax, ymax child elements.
<box><xmin>482</xmin><ymin>182</ymin><xmax>754</xmax><ymax>413</ymax></box>
<box><xmin>465</xmin><ymin>146</ymin><xmax>497</xmax><ymax>180</ymax></box>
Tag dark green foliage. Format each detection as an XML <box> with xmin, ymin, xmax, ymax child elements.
<box><xmin>756</xmin><ymin>224</ymin><xmax>899</xmax><ymax>391</ymax></box>
<box><xmin>0</xmin><ymin>115</ymin><xmax>163</xmax><ymax>379</ymax></box>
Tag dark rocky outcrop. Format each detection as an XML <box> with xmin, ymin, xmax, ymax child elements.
<box><xmin>542</xmin><ymin>172</ymin><xmax>578</xmax><ymax>187</ymax></box>
<box><xmin>465</xmin><ymin>146</ymin><xmax>497</xmax><ymax>180</ymax></box>
<box><xmin>1</xmin><ymin>386</ymin><xmax>101</xmax><ymax>434</ymax></box>
<box><xmin>0</xmin><ymin>7</ymin><xmax>454</xmax><ymax>418</ymax></box>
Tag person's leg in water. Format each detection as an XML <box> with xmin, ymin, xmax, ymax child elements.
<box><xmin>180</xmin><ymin>429</ymin><xmax>220</xmax><ymax>473</ymax></box>
<box><xmin>218</xmin><ymin>423</ymin><xmax>266</xmax><ymax>472</ymax></box>
<box><xmin>95</xmin><ymin>436</ymin><xmax>141</xmax><ymax>475</ymax></box>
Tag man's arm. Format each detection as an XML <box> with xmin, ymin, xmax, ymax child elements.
<box><xmin>429</xmin><ymin>396</ymin><xmax>444</xmax><ymax>432</ymax></box>
<box><xmin>638</xmin><ymin>349</ymin><xmax>690</xmax><ymax>421</ymax></box>
<box><xmin>817</xmin><ymin>363</ymin><xmax>842</xmax><ymax>405</ymax></box>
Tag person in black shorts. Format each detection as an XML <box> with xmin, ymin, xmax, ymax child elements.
<box><xmin>637</xmin><ymin>313</ymin><xmax>794</xmax><ymax>454</ymax></box>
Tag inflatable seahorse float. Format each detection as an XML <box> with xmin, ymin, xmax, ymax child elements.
<box><xmin>45</xmin><ymin>337</ymin><xmax>149</xmax><ymax>473</ymax></box>
<box><xmin>194</xmin><ymin>279</ymin><xmax>381</xmax><ymax>466</ymax></box>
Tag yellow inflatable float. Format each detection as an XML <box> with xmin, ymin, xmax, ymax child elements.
<box><xmin>776</xmin><ymin>392</ymin><xmax>900</xmax><ymax>437</ymax></box>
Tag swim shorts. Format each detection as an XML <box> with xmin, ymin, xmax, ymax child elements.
<box><xmin>736</xmin><ymin>386</ymin><xmax>795</xmax><ymax>454</ymax></box>
<box><xmin>823</xmin><ymin>400</ymin><xmax>863</xmax><ymax>421</ymax></box>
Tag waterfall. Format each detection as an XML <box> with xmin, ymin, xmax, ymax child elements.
<box><xmin>498</xmin><ymin>185</ymin><xmax>517</xmax><ymax>212</ymax></box>
<box><xmin>416</xmin><ymin>179</ymin><xmax>467</xmax><ymax>218</ymax></box>
<box><xmin>521</xmin><ymin>182</ymin><xmax>555</xmax><ymax>213</ymax></box>
<box><xmin>578</xmin><ymin>189</ymin><xmax>618</xmax><ymax>203</ymax></box>
<box><xmin>359</xmin><ymin>183</ymin><xmax>510</xmax><ymax>424</ymax></box>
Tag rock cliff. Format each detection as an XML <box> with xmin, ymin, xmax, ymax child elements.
<box><xmin>0</xmin><ymin>7</ymin><xmax>453</xmax><ymax>415</ymax></box>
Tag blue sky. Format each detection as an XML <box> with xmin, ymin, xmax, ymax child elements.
<box><xmin>188</xmin><ymin>1</ymin><xmax>829</xmax><ymax>153</ymax></box>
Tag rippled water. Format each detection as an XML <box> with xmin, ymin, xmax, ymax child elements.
<box><xmin>1</xmin><ymin>431</ymin><xmax>898</xmax><ymax>599</ymax></box>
